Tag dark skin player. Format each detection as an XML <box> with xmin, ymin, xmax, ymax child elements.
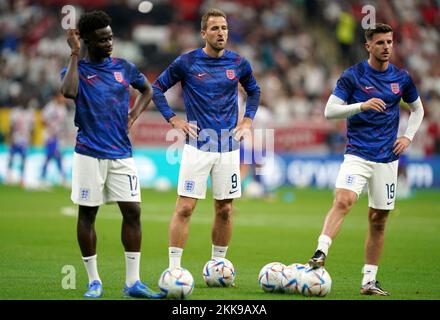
<box><xmin>61</xmin><ymin>25</ymin><xmax>152</xmax><ymax>258</ymax></box>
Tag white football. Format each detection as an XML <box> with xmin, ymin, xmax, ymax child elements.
<box><xmin>202</xmin><ymin>258</ymin><xmax>235</xmax><ymax>287</ymax></box>
<box><xmin>258</xmin><ymin>262</ymin><xmax>286</xmax><ymax>293</ymax></box>
<box><xmin>297</xmin><ymin>266</ymin><xmax>332</xmax><ymax>297</ymax></box>
<box><xmin>158</xmin><ymin>267</ymin><xmax>194</xmax><ymax>299</ymax></box>
<box><xmin>281</xmin><ymin>263</ymin><xmax>306</xmax><ymax>294</ymax></box>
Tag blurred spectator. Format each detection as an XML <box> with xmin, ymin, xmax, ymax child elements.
<box><xmin>40</xmin><ymin>92</ymin><xmax>68</xmax><ymax>186</ymax></box>
<box><xmin>335</xmin><ymin>8</ymin><xmax>356</xmax><ymax>66</ymax></box>
<box><xmin>326</xmin><ymin>120</ymin><xmax>346</xmax><ymax>155</ymax></box>
<box><xmin>6</xmin><ymin>96</ymin><xmax>35</xmax><ymax>186</ymax></box>
<box><xmin>0</xmin><ymin>0</ymin><xmax>438</xmax><ymax>158</ymax></box>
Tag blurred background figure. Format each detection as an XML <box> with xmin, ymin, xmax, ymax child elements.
<box><xmin>6</xmin><ymin>94</ymin><xmax>35</xmax><ymax>187</ymax></box>
<box><xmin>0</xmin><ymin>0</ymin><xmax>439</xmax><ymax>191</ymax></box>
<box><xmin>40</xmin><ymin>92</ymin><xmax>67</xmax><ymax>187</ymax></box>
<box><xmin>325</xmin><ymin>120</ymin><xmax>346</xmax><ymax>155</ymax></box>
<box><xmin>397</xmin><ymin>106</ymin><xmax>414</xmax><ymax>199</ymax></box>
<box><xmin>239</xmin><ymin>90</ymin><xmax>274</xmax><ymax>199</ymax></box>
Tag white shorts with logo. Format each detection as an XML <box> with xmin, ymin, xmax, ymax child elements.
<box><xmin>178</xmin><ymin>144</ymin><xmax>241</xmax><ymax>200</ymax></box>
<box><xmin>335</xmin><ymin>154</ymin><xmax>399</xmax><ymax>210</ymax></box>
<box><xmin>71</xmin><ymin>152</ymin><xmax>141</xmax><ymax>206</ymax></box>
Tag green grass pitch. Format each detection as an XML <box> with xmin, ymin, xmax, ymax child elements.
<box><xmin>0</xmin><ymin>185</ymin><xmax>439</xmax><ymax>300</ymax></box>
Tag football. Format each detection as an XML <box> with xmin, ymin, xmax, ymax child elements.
<box><xmin>297</xmin><ymin>266</ymin><xmax>332</xmax><ymax>297</ymax></box>
<box><xmin>281</xmin><ymin>263</ymin><xmax>306</xmax><ymax>294</ymax></box>
<box><xmin>258</xmin><ymin>262</ymin><xmax>286</xmax><ymax>293</ymax></box>
<box><xmin>202</xmin><ymin>258</ymin><xmax>236</xmax><ymax>287</ymax></box>
<box><xmin>158</xmin><ymin>267</ymin><xmax>195</xmax><ymax>299</ymax></box>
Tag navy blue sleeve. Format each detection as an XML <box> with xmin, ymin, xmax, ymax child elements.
<box><xmin>127</xmin><ymin>61</ymin><xmax>146</xmax><ymax>90</ymax></box>
<box><xmin>333</xmin><ymin>70</ymin><xmax>355</xmax><ymax>102</ymax></box>
<box><xmin>239</xmin><ymin>58</ymin><xmax>260</xmax><ymax>120</ymax></box>
<box><xmin>402</xmin><ymin>71</ymin><xmax>419</xmax><ymax>103</ymax></box>
<box><xmin>152</xmin><ymin>56</ymin><xmax>186</xmax><ymax>122</ymax></box>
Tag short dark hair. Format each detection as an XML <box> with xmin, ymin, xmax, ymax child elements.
<box><xmin>201</xmin><ymin>8</ymin><xmax>227</xmax><ymax>31</ymax></box>
<box><xmin>78</xmin><ymin>10</ymin><xmax>112</xmax><ymax>38</ymax></box>
<box><xmin>365</xmin><ymin>23</ymin><xmax>393</xmax><ymax>41</ymax></box>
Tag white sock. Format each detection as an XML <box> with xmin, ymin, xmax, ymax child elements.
<box><xmin>212</xmin><ymin>245</ymin><xmax>228</xmax><ymax>260</ymax></box>
<box><xmin>125</xmin><ymin>252</ymin><xmax>141</xmax><ymax>287</ymax></box>
<box><xmin>317</xmin><ymin>234</ymin><xmax>332</xmax><ymax>256</ymax></box>
<box><xmin>82</xmin><ymin>254</ymin><xmax>101</xmax><ymax>284</ymax></box>
<box><xmin>362</xmin><ymin>264</ymin><xmax>378</xmax><ymax>285</ymax></box>
<box><xmin>169</xmin><ymin>247</ymin><xmax>183</xmax><ymax>269</ymax></box>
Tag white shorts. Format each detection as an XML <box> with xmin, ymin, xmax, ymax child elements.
<box><xmin>71</xmin><ymin>152</ymin><xmax>141</xmax><ymax>206</ymax></box>
<box><xmin>335</xmin><ymin>154</ymin><xmax>398</xmax><ymax>210</ymax></box>
<box><xmin>178</xmin><ymin>144</ymin><xmax>241</xmax><ymax>200</ymax></box>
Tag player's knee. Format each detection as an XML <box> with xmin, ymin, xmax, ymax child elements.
<box><xmin>333</xmin><ymin>193</ymin><xmax>355</xmax><ymax>212</ymax></box>
<box><xmin>77</xmin><ymin>217</ymin><xmax>93</xmax><ymax>229</ymax></box>
<box><xmin>78</xmin><ymin>207</ymin><xmax>98</xmax><ymax>225</ymax></box>
<box><xmin>176</xmin><ymin>203</ymin><xmax>194</xmax><ymax>219</ymax></box>
<box><xmin>215</xmin><ymin>202</ymin><xmax>233</xmax><ymax>221</ymax></box>
<box><xmin>121</xmin><ymin>205</ymin><xmax>141</xmax><ymax>225</ymax></box>
<box><xmin>369</xmin><ymin>219</ymin><xmax>387</xmax><ymax>232</ymax></box>
<box><xmin>369</xmin><ymin>211</ymin><xmax>388</xmax><ymax>231</ymax></box>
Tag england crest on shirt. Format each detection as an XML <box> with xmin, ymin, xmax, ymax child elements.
<box><xmin>114</xmin><ymin>72</ymin><xmax>123</xmax><ymax>83</ymax></box>
<box><xmin>226</xmin><ymin>69</ymin><xmax>235</xmax><ymax>80</ymax></box>
<box><xmin>390</xmin><ymin>83</ymin><xmax>400</xmax><ymax>94</ymax></box>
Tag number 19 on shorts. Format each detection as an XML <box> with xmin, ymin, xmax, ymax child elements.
<box><xmin>386</xmin><ymin>183</ymin><xmax>395</xmax><ymax>202</ymax></box>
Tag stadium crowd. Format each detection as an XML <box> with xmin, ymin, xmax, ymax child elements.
<box><xmin>0</xmin><ymin>0</ymin><xmax>439</xmax><ymax>156</ymax></box>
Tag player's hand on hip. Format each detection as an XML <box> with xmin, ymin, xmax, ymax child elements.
<box><xmin>169</xmin><ymin>116</ymin><xmax>199</xmax><ymax>138</ymax></box>
<box><xmin>127</xmin><ymin>113</ymin><xmax>136</xmax><ymax>130</ymax></box>
<box><xmin>393</xmin><ymin>136</ymin><xmax>411</xmax><ymax>155</ymax></box>
<box><xmin>360</xmin><ymin>98</ymin><xmax>386</xmax><ymax>113</ymax></box>
<box><xmin>67</xmin><ymin>29</ymin><xmax>81</xmax><ymax>55</ymax></box>
<box><xmin>233</xmin><ymin>117</ymin><xmax>253</xmax><ymax>141</ymax></box>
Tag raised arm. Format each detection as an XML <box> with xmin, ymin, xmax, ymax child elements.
<box><xmin>60</xmin><ymin>29</ymin><xmax>81</xmax><ymax>99</ymax></box>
